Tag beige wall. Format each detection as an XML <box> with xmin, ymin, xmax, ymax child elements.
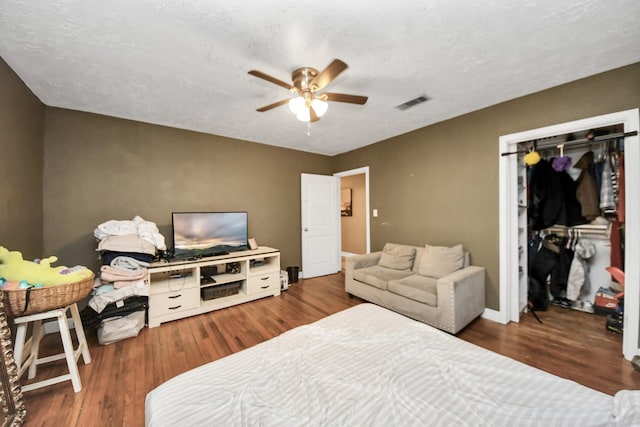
<box><xmin>0</xmin><ymin>58</ymin><xmax>44</xmax><ymax>259</ymax></box>
<box><xmin>42</xmin><ymin>108</ymin><xmax>332</xmax><ymax>271</ymax></box>
<box><xmin>341</xmin><ymin>174</ymin><xmax>366</xmax><ymax>254</ymax></box>
<box><xmin>333</xmin><ymin>62</ymin><xmax>640</xmax><ymax>310</ymax></box>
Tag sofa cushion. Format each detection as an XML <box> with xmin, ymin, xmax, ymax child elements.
<box><xmin>418</xmin><ymin>244</ymin><xmax>464</xmax><ymax>279</ymax></box>
<box><xmin>353</xmin><ymin>265</ymin><xmax>414</xmax><ymax>290</ymax></box>
<box><xmin>378</xmin><ymin>243</ymin><xmax>416</xmax><ymax>270</ymax></box>
<box><xmin>388</xmin><ymin>274</ymin><xmax>438</xmax><ymax>306</ymax></box>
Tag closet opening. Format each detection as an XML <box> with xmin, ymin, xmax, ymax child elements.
<box><xmin>498</xmin><ymin>109</ymin><xmax>639</xmax><ymax>361</ymax></box>
<box><xmin>518</xmin><ymin>125</ymin><xmax>625</xmax><ymax>315</ymax></box>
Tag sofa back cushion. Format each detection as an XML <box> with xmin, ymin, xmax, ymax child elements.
<box><xmin>378</xmin><ymin>243</ymin><xmax>416</xmax><ymax>270</ymax></box>
<box><xmin>418</xmin><ymin>244</ymin><xmax>465</xmax><ymax>278</ymax></box>
<box><xmin>412</xmin><ymin>247</ymin><xmax>470</xmax><ymax>273</ymax></box>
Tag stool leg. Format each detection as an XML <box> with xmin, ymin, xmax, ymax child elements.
<box><xmin>13</xmin><ymin>323</ymin><xmax>28</xmax><ymax>376</ymax></box>
<box><xmin>27</xmin><ymin>319</ymin><xmax>43</xmax><ymax>379</ymax></box>
<box><xmin>69</xmin><ymin>303</ymin><xmax>91</xmax><ymax>364</ymax></box>
<box><xmin>57</xmin><ymin>313</ymin><xmax>82</xmax><ymax>393</ymax></box>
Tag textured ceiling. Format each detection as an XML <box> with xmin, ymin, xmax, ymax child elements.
<box><xmin>1</xmin><ymin>1</ymin><xmax>639</xmax><ymax>155</ymax></box>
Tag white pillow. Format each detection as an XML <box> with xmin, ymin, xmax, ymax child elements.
<box><xmin>613</xmin><ymin>390</ymin><xmax>640</xmax><ymax>425</ymax></box>
<box><xmin>418</xmin><ymin>244</ymin><xmax>464</xmax><ymax>278</ymax></box>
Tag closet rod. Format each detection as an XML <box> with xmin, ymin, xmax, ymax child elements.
<box><xmin>500</xmin><ymin>130</ymin><xmax>638</xmax><ymax>157</ymax></box>
<box><xmin>544</xmin><ymin>224</ymin><xmax>611</xmax><ymax>239</ymax></box>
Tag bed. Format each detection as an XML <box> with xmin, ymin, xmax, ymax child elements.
<box><xmin>145</xmin><ymin>303</ymin><xmax>639</xmax><ymax>426</ymax></box>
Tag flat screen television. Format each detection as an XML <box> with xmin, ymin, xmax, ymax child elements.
<box><xmin>171</xmin><ymin>211</ymin><xmax>248</xmax><ymax>259</ymax></box>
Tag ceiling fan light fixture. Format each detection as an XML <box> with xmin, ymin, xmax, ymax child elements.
<box><xmin>311</xmin><ymin>98</ymin><xmax>328</xmax><ymax>117</ymax></box>
<box><xmin>288</xmin><ymin>96</ymin><xmax>305</xmax><ymax>114</ymax></box>
<box><xmin>296</xmin><ymin>108</ymin><xmax>311</xmax><ymax>122</ymax></box>
<box><xmin>249</xmin><ymin>59</ymin><xmax>367</xmax><ymax>123</ymax></box>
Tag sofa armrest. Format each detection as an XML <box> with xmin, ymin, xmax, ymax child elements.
<box><xmin>436</xmin><ymin>265</ymin><xmax>486</xmax><ymax>334</ymax></box>
<box><xmin>345</xmin><ymin>252</ymin><xmax>382</xmax><ymax>294</ymax></box>
<box><xmin>346</xmin><ymin>252</ymin><xmax>382</xmax><ymax>271</ymax></box>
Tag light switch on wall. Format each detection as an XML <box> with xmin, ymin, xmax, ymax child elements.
<box><xmin>373</xmin><ymin>209</ymin><xmax>378</xmax><ymax>217</ymax></box>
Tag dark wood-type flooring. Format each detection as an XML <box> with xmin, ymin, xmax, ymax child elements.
<box><xmin>16</xmin><ymin>273</ymin><xmax>640</xmax><ymax>426</ymax></box>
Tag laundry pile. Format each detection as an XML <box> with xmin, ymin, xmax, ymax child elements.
<box><xmin>81</xmin><ymin>216</ymin><xmax>166</xmax><ymax>345</ymax></box>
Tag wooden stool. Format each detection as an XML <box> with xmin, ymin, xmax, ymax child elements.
<box><xmin>12</xmin><ymin>303</ymin><xmax>91</xmax><ymax>393</ymax></box>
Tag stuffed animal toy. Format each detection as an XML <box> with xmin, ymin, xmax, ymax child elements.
<box><xmin>0</xmin><ymin>246</ymin><xmax>92</xmax><ymax>287</ymax></box>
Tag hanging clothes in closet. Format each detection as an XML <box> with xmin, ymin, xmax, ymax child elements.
<box><xmin>528</xmin><ymin>233</ymin><xmax>574</xmax><ymax>309</ymax></box>
<box><xmin>574</xmin><ymin>151</ymin><xmax>600</xmax><ymax>221</ymax></box>
<box><xmin>527</xmin><ymin>136</ymin><xmax>629</xmax><ymax>314</ymax></box>
<box><xmin>527</xmin><ymin>158</ymin><xmax>586</xmax><ymax>230</ymax></box>
<box><xmin>566</xmin><ymin>233</ymin><xmax>597</xmax><ymax>311</ymax></box>
<box><xmin>613</xmin><ymin>151</ymin><xmax>625</xmax><ymax>272</ymax></box>
<box><xmin>599</xmin><ymin>150</ymin><xmax>617</xmax><ymax>217</ymax></box>
<box><xmin>594</xmin><ymin>141</ymin><xmax>625</xmax><ymax>272</ymax></box>
<box><xmin>510</xmin><ymin>129</ymin><xmax>635</xmax><ymax>317</ymax></box>
<box><xmin>609</xmin><ymin>149</ymin><xmax>625</xmax><ymax>272</ymax></box>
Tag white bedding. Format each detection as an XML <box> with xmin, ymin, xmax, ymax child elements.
<box><xmin>145</xmin><ymin>304</ymin><xmax>639</xmax><ymax>426</ymax></box>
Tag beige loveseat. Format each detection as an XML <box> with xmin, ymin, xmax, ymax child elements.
<box><xmin>345</xmin><ymin>243</ymin><xmax>486</xmax><ymax>334</ymax></box>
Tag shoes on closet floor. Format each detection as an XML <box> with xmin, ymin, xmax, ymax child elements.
<box><xmin>606</xmin><ymin>314</ymin><xmax>624</xmax><ymax>334</ymax></box>
<box><xmin>570</xmin><ymin>300</ymin><xmax>594</xmax><ymax>313</ymax></box>
<box><xmin>551</xmin><ymin>297</ymin><xmax>572</xmax><ymax>308</ymax></box>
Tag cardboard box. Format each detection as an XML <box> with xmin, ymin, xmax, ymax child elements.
<box><xmin>595</xmin><ymin>294</ymin><xmax>618</xmax><ymax>309</ymax></box>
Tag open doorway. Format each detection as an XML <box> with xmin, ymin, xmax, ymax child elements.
<box><xmin>334</xmin><ymin>167</ymin><xmax>370</xmax><ymax>268</ymax></box>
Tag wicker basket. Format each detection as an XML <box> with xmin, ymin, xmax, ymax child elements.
<box><xmin>201</xmin><ymin>281</ymin><xmax>242</xmax><ymax>301</ymax></box>
<box><xmin>2</xmin><ymin>273</ymin><xmax>94</xmax><ymax>317</ymax></box>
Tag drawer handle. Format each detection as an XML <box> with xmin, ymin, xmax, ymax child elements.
<box><xmin>168</xmin><ymin>294</ymin><xmax>182</xmax><ymax>299</ymax></box>
<box><xmin>168</xmin><ymin>305</ymin><xmax>182</xmax><ymax>310</ymax></box>
<box><xmin>260</xmin><ymin>277</ymin><xmax>269</xmax><ymax>281</ymax></box>
<box><xmin>261</xmin><ymin>285</ymin><xmax>270</xmax><ymax>289</ymax></box>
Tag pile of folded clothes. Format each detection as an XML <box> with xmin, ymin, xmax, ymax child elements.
<box><xmin>81</xmin><ymin>216</ymin><xmax>166</xmax><ymax>345</ymax></box>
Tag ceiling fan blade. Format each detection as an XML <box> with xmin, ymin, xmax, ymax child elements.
<box><xmin>311</xmin><ymin>59</ymin><xmax>348</xmax><ymax>91</ymax></box>
<box><xmin>310</xmin><ymin>106</ymin><xmax>320</xmax><ymax>122</ymax></box>
<box><xmin>322</xmin><ymin>92</ymin><xmax>368</xmax><ymax>105</ymax></box>
<box><xmin>248</xmin><ymin>70</ymin><xmax>293</xmax><ymax>91</ymax></box>
<box><xmin>256</xmin><ymin>99</ymin><xmax>290</xmax><ymax>112</ymax></box>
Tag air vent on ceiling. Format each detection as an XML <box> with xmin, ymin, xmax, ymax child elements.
<box><xmin>395</xmin><ymin>95</ymin><xmax>431</xmax><ymax>111</ymax></box>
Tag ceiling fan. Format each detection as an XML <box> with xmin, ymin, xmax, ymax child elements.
<box><xmin>248</xmin><ymin>59</ymin><xmax>368</xmax><ymax>122</ymax></box>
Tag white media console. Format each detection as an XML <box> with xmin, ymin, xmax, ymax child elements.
<box><xmin>146</xmin><ymin>246</ymin><xmax>281</xmax><ymax>328</ymax></box>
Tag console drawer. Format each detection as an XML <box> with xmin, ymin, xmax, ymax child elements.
<box><xmin>247</xmin><ymin>273</ymin><xmax>279</xmax><ymax>294</ymax></box>
<box><xmin>149</xmin><ymin>288</ymin><xmax>199</xmax><ymax>317</ymax></box>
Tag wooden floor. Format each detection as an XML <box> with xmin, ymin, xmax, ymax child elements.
<box><xmin>17</xmin><ymin>273</ymin><xmax>640</xmax><ymax>426</ymax></box>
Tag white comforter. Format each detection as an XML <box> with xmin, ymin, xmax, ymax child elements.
<box><xmin>145</xmin><ymin>304</ymin><xmax>639</xmax><ymax>426</ymax></box>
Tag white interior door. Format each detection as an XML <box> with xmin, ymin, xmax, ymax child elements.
<box><xmin>301</xmin><ymin>173</ymin><xmax>340</xmax><ymax>278</ymax></box>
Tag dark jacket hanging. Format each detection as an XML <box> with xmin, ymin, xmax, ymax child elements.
<box><xmin>528</xmin><ymin>159</ymin><xmax>585</xmax><ymax>230</ymax></box>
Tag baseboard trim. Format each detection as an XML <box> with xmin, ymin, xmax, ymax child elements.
<box><xmin>481</xmin><ymin>308</ymin><xmax>506</xmax><ymax>324</ymax></box>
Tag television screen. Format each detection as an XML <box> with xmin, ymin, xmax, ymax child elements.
<box><xmin>172</xmin><ymin>212</ymin><xmax>248</xmax><ymax>259</ymax></box>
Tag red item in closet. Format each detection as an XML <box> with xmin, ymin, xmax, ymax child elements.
<box><xmin>610</xmin><ymin>219</ymin><xmax>623</xmax><ymax>270</ymax></box>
